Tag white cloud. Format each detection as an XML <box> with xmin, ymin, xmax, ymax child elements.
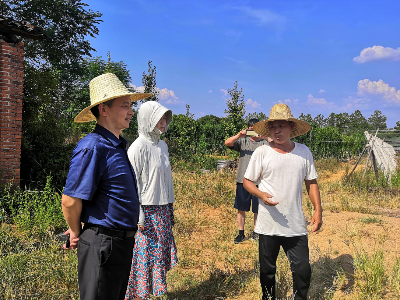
<box><xmin>306</xmin><ymin>94</ymin><xmax>335</xmax><ymax>108</ymax></box>
<box><xmin>220</xmin><ymin>89</ymin><xmax>228</xmax><ymax>96</ymax></box>
<box><xmin>353</xmin><ymin>46</ymin><xmax>400</xmax><ymax>63</ymax></box>
<box><xmin>131</xmin><ymin>84</ymin><xmax>144</xmax><ymax>93</ymax></box>
<box><xmin>246</xmin><ymin>98</ymin><xmax>260</xmax><ymax>109</ymax></box>
<box><xmin>208</xmin><ymin>90</ymin><xmax>212</xmax><ymax>93</ymax></box>
<box><xmin>319</xmin><ymin>89</ymin><xmax>325</xmax><ymax>93</ymax></box>
<box><xmin>158</xmin><ymin>88</ymin><xmax>178</xmax><ymax>101</ymax></box>
<box><xmin>131</xmin><ymin>85</ymin><xmax>181</xmax><ymax>104</ymax></box>
<box><xmin>278</xmin><ymin>99</ymin><xmax>298</xmax><ymax>104</ymax></box>
<box><xmin>357</xmin><ymin>79</ymin><xmax>400</xmax><ymax>103</ymax></box>
<box><xmin>339</xmin><ymin>96</ymin><xmax>370</xmax><ymax>111</ymax></box>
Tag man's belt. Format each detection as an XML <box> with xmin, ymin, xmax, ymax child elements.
<box><xmin>83</xmin><ymin>223</ymin><xmax>137</xmax><ymax>238</ymax></box>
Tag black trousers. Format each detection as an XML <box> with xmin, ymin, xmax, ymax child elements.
<box><xmin>259</xmin><ymin>234</ymin><xmax>311</xmax><ymax>300</ymax></box>
<box><xmin>77</xmin><ymin>227</ymin><xmax>135</xmax><ymax>300</ymax></box>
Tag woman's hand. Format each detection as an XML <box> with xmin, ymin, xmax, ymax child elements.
<box><xmin>138</xmin><ymin>225</ymin><xmax>144</xmax><ymax>231</ymax></box>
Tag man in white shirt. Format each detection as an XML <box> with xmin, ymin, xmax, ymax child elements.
<box><xmin>243</xmin><ymin>104</ymin><xmax>322</xmax><ymax>300</ymax></box>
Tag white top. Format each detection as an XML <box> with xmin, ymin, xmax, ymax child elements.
<box><xmin>127</xmin><ymin>102</ymin><xmax>174</xmax><ymax>226</ymax></box>
<box><xmin>244</xmin><ymin>143</ymin><xmax>318</xmax><ymax>237</ymax></box>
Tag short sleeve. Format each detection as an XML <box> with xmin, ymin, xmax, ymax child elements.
<box><xmin>63</xmin><ymin>148</ymin><xmax>103</xmax><ymax>201</ymax></box>
<box><xmin>244</xmin><ymin>147</ymin><xmax>264</xmax><ymax>183</ymax></box>
<box><xmin>227</xmin><ymin>138</ymin><xmax>243</xmax><ymax>152</ymax></box>
<box><xmin>304</xmin><ymin>149</ymin><xmax>318</xmax><ymax>181</ymax></box>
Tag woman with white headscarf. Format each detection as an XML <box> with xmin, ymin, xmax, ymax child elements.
<box><xmin>125</xmin><ymin>101</ymin><xmax>177</xmax><ymax>300</ymax></box>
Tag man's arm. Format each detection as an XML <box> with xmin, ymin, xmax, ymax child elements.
<box><xmin>243</xmin><ymin>178</ymin><xmax>278</xmax><ymax>206</ymax></box>
<box><xmin>305</xmin><ymin>179</ymin><xmax>323</xmax><ymax>232</ymax></box>
<box><xmin>224</xmin><ymin>129</ymin><xmax>247</xmax><ymax>147</ymax></box>
<box><xmin>61</xmin><ymin>194</ymin><xmax>83</xmax><ymax>249</ymax></box>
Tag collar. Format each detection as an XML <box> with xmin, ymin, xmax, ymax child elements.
<box><xmin>94</xmin><ymin>124</ymin><xmax>127</xmax><ymax>147</ymax></box>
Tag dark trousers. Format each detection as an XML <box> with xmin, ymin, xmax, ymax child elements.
<box><xmin>77</xmin><ymin>227</ymin><xmax>135</xmax><ymax>300</ymax></box>
<box><xmin>259</xmin><ymin>234</ymin><xmax>311</xmax><ymax>300</ymax></box>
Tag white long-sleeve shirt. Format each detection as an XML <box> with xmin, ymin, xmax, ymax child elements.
<box><xmin>127</xmin><ymin>101</ymin><xmax>174</xmax><ymax>226</ymax></box>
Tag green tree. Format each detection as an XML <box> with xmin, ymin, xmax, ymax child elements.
<box><xmin>394</xmin><ymin>120</ymin><xmax>400</xmax><ymax>131</ymax></box>
<box><xmin>313</xmin><ymin>114</ymin><xmax>325</xmax><ymax>127</ymax></box>
<box><xmin>21</xmin><ymin>56</ymin><xmax>134</xmax><ymax>190</ymax></box>
<box><xmin>141</xmin><ymin>60</ymin><xmax>159</xmax><ymax>102</ymax></box>
<box><xmin>1</xmin><ymin>0</ymin><xmax>102</xmax><ymax>68</ymax></box>
<box><xmin>348</xmin><ymin>110</ymin><xmax>369</xmax><ymax>133</ymax></box>
<box><xmin>185</xmin><ymin>104</ymin><xmax>195</xmax><ymax>119</ymax></box>
<box><xmin>245</xmin><ymin>112</ymin><xmax>267</xmax><ymax>123</ymax></box>
<box><xmin>299</xmin><ymin>113</ymin><xmax>313</xmax><ymax>124</ymax></box>
<box><xmin>368</xmin><ymin>110</ymin><xmax>387</xmax><ymax>130</ymax></box>
<box><xmin>3</xmin><ymin>0</ymin><xmax>103</xmax><ymax>188</ymax></box>
<box><xmin>223</xmin><ymin>81</ymin><xmax>246</xmax><ymax>137</ymax></box>
<box><xmin>197</xmin><ymin>115</ymin><xmax>222</xmax><ymax>126</ymax></box>
<box><xmin>325</xmin><ymin>112</ymin><xmax>351</xmax><ymax>132</ymax></box>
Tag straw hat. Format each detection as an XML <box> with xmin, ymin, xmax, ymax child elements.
<box><xmin>253</xmin><ymin>103</ymin><xmax>311</xmax><ymax>138</ymax></box>
<box><xmin>74</xmin><ymin>73</ymin><xmax>152</xmax><ymax>123</ymax></box>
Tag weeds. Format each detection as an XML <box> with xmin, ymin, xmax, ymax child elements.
<box><xmin>353</xmin><ymin>250</ymin><xmax>385</xmax><ymax>299</ymax></box>
<box><xmin>359</xmin><ymin>216</ymin><xmax>383</xmax><ymax>224</ymax></box>
<box><xmin>389</xmin><ymin>258</ymin><xmax>400</xmax><ymax>298</ymax></box>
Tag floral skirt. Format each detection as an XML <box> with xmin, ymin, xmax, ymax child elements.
<box><xmin>125</xmin><ymin>204</ymin><xmax>178</xmax><ymax>300</ymax></box>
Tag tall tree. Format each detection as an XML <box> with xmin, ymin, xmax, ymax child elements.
<box><xmin>224</xmin><ymin>81</ymin><xmax>246</xmax><ymax>137</ymax></box>
<box><xmin>1</xmin><ymin>0</ymin><xmax>102</xmax><ymax>68</ymax></box>
<box><xmin>368</xmin><ymin>110</ymin><xmax>387</xmax><ymax>130</ymax></box>
<box><xmin>141</xmin><ymin>60</ymin><xmax>159</xmax><ymax>102</ymax></box>
<box><xmin>21</xmin><ymin>56</ymin><xmax>134</xmax><ymax>189</ymax></box>
<box><xmin>185</xmin><ymin>104</ymin><xmax>195</xmax><ymax>119</ymax></box>
<box><xmin>325</xmin><ymin>112</ymin><xmax>350</xmax><ymax>132</ymax></box>
<box><xmin>348</xmin><ymin>110</ymin><xmax>369</xmax><ymax>133</ymax></box>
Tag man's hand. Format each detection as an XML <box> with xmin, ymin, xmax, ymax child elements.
<box><xmin>310</xmin><ymin>210</ymin><xmax>323</xmax><ymax>232</ymax></box>
<box><xmin>61</xmin><ymin>194</ymin><xmax>82</xmax><ymax>250</ymax></box>
<box><xmin>305</xmin><ymin>179</ymin><xmax>323</xmax><ymax>233</ymax></box>
<box><xmin>225</xmin><ymin>128</ymin><xmax>248</xmax><ymax>147</ymax></box>
<box><xmin>238</xmin><ymin>129</ymin><xmax>247</xmax><ymax>137</ymax></box>
<box><xmin>259</xmin><ymin>191</ymin><xmax>279</xmax><ymax>206</ymax></box>
<box><xmin>62</xmin><ymin>228</ymin><xmax>80</xmax><ymax>250</ymax></box>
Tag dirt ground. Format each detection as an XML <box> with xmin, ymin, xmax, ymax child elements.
<box><xmin>170</xmin><ymin>164</ymin><xmax>400</xmax><ymax>299</ymax></box>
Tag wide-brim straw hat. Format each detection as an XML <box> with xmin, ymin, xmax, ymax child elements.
<box><xmin>253</xmin><ymin>103</ymin><xmax>311</xmax><ymax>138</ymax></box>
<box><xmin>74</xmin><ymin>73</ymin><xmax>152</xmax><ymax>123</ymax></box>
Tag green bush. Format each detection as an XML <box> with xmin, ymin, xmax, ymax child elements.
<box><xmin>0</xmin><ymin>176</ymin><xmax>67</xmax><ymax>239</ymax></box>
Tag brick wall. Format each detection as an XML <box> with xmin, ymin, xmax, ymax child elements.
<box><xmin>0</xmin><ymin>40</ymin><xmax>24</xmax><ymax>186</ymax></box>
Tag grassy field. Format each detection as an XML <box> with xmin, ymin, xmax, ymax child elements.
<box><xmin>1</xmin><ymin>158</ymin><xmax>400</xmax><ymax>299</ymax></box>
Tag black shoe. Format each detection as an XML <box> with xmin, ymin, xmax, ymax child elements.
<box><xmin>251</xmin><ymin>231</ymin><xmax>259</xmax><ymax>241</ymax></box>
<box><xmin>234</xmin><ymin>234</ymin><xmax>245</xmax><ymax>244</ymax></box>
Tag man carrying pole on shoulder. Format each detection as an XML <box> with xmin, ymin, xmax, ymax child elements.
<box><xmin>61</xmin><ymin>73</ymin><xmax>150</xmax><ymax>300</ymax></box>
<box><xmin>243</xmin><ymin>104</ymin><xmax>322</xmax><ymax>300</ymax></box>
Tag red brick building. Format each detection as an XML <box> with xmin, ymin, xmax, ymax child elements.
<box><xmin>0</xmin><ymin>16</ymin><xmax>46</xmax><ymax>185</ymax></box>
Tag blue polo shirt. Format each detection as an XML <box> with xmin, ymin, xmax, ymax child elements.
<box><xmin>63</xmin><ymin>124</ymin><xmax>139</xmax><ymax>230</ymax></box>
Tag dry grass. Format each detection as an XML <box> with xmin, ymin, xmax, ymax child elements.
<box><xmin>163</xmin><ymin>159</ymin><xmax>400</xmax><ymax>299</ymax></box>
<box><xmin>2</xmin><ymin>158</ymin><xmax>400</xmax><ymax>299</ymax></box>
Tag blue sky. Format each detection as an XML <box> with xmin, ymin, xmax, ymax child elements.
<box><xmin>83</xmin><ymin>0</ymin><xmax>400</xmax><ymax>127</ymax></box>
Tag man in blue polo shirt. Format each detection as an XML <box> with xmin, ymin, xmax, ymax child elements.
<box><xmin>61</xmin><ymin>73</ymin><xmax>151</xmax><ymax>300</ymax></box>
